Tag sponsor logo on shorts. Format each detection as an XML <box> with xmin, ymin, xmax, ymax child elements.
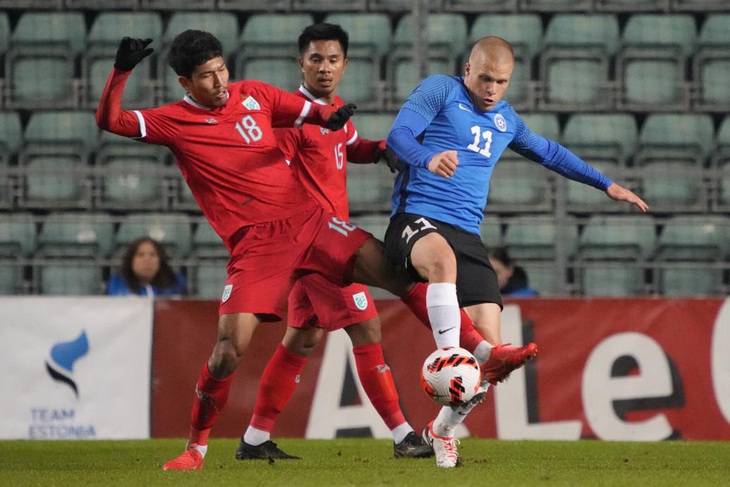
<box><xmin>352</xmin><ymin>291</ymin><xmax>368</xmax><ymax>311</ymax></box>
<box><xmin>222</xmin><ymin>284</ymin><xmax>233</xmax><ymax>303</ymax></box>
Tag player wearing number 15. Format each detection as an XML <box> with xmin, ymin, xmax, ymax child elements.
<box><xmin>96</xmin><ymin>30</ymin><xmax>419</xmax><ymax>471</ymax></box>
<box><xmin>385</xmin><ymin>36</ymin><xmax>650</xmax><ymax>468</ymax></box>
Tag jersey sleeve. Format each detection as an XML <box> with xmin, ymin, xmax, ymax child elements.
<box><xmin>346</xmin><ymin>119</ymin><xmax>383</xmax><ymax>164</ymax></box>
<box><xmin>275</xmin><ymin>126</ymin><xmax>303</xmax><ymax>164</ymax></box>
<box><xmin>507</xmin><ymin>106</ymin><xmax>612</xmax><ymax>190</ymax></box>
<box><xmin>95</xmin><ymin>67</ymin><xmax>143</xmax><ymax>138</ymax></box>
<box><xmin>387</xmin><ymin>75</ymin><xmax>453</xmax><ymax>168</ymax></box>
<box><xmin>259</xmin><ymin>81</ymin><xmax>336</xmax><ymax>129</ymax></box>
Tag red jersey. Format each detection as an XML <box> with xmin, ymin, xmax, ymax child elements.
<box><xmin>96</xmin><ymin>68</ymin><xmax>338</xmax><ymax>251</ymax></box>
<box><xmin>275</xmin><ymin>86</ymin><xmax>383</xmax><ymax>220</ymax></box>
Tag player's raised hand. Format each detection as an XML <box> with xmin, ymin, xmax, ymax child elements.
<box><xmin>427</xmin><ymin>150</ymin><xmax>459</xmax><ymax>178</ymax></box>
<box><xmin>324</xmin><ymin>103</ymin><xmax>356</xmax><ymax>131</ymax></box>
<box><xmin>115</xmin><ymin>37</ymin><xmax>154</xmax><ymax>71</ymax></box>
<box><xmin>605</xmin><ymin>182</ymin><xmax>649</xmax><ymax>212</ymax></box>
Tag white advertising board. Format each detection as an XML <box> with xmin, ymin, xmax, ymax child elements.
<box><xmin>0</xmin><ymin>297</ymin><xmax>153</xmax><ymax>439</ymax></box>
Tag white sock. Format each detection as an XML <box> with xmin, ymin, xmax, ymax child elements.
<box><xmin>391</xmin><ymin>422</ymin><xmax>414</xmax><ymax>444</ymax></box>
<box><xmin>426</xmin><ymin>282</ymin><xmax>460</xmax><ymax>349</ymax></box>
<box><xmin>472</xmin><ymin>340</ymin><xmax>493</xmax><ymax>364</ymax></box>
<box><xmin>192</xmin><ymin>444</ymin><xmax>208</xmax><ymax>457</ymax></box>
<box><xmin>243</xmin><ymin>426</ymin><xmax>270</xmax><ymax>446</ymax></box>
<box><xmin>433</xmin><ymin>382</ymin><xmax>491</xmax><ymax>438</ymax></box>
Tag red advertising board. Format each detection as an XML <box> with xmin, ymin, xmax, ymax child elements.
<box><xmin>152</xmin><ymin>298</ymin><xmax>730</xmax><ymax>441</ymax></box>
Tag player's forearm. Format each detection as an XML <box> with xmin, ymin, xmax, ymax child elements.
<box><xmin>95</xmin><ymin>67</ymin><xmax>142</xmax><ymax>137</ymax></box>
<box><xmin>387</xmin><ymin>126</ymin><xmax>435</xmax><ymax>168</ymax></box>
<box><xmin>347</xmin><ymin>138</ymin><xmax>382</xmax><ymax>164</ymax></box>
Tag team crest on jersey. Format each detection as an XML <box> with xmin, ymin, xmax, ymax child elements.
<box><xmin>494</xmin><ymin>113</ymin><xmax>507</xmax><ymax>132</ymax></box>
<box><xmin>320</xmin><ymin>127</ymin><xmax>330</xmax><ymax>135</ymax></box>
<box><xmin>221</xmin><ymin>284</ymin><xmax>233</xmax><ymax>303</ymax></box>
<box><xmin>352</xmin><ymin>291</ymin><xmax>368</xmax><ymax>311</ymax></box>
<box><xmin>241</xmin><ymin>96</ymin><xmax>261</xmax><ymax>111</ymax></box>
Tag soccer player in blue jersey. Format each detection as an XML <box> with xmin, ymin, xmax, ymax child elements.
<box><xmin>385</xmin><ymin>36</ymin><xmax>649</xmax><ymax>468</ymax></box>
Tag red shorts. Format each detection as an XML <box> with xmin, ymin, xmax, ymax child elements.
<box><xmin>288</xmin><ymin>273</ymin><xmax>379</xmax><ymax>330</ymax></box>
<box><xmin>219</xmin><ymin>204</ymin><xmax>370</xmax><ymax>320</ymax></box>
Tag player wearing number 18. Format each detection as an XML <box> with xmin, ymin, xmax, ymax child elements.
<box><xmin>96</xmin><ymin>30</ymin><xmax>425</xmax><ymax>471</ymax></box>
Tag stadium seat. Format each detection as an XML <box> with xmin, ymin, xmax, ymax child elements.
<box><xmin>488</xmin><ymin>158</ymin><xmax>553</xmax><ymax>212</ymax></box>
<box><xmin>0</xmin><ymin>212</ymin><xmax>36</xmax><ymax>258</ymax></box>
<box><xmin>97</xmin><ymin>159</ymin><xmax>170</xmax><ymax>211</ymax></box>
<box><xmin>520</xmin><ymin>112</ymin><xmax>561</xmax><ymax>140</ymax></box>
<box><xmin>444</xmin><ymin>0</ymin><xmax>518</xmax><ymax>12</ymax></box>
<box><xmin>387</xmin><ymin>13</ymin><xmax>468</xmax><ymax>108</ymax></box>
<box><xmin>191</xmin><ymin>219</ymin><xmax>227</xmax><ymax>259</ymax></box>
<box><xmin>503</xmin><ymin>215</ymin><xmax>578</xmax><ymax>260</ymax></box>
<box><xmin>235</xmin><ymin>14</ymin><xmax>314</xmax><ymax>92</ymax></box>
<box><xmin>0</xmin><ymin>11</ymin><xmax>9</xmax><ymax>58</ymax></box>
<box><xmin>293</xmin><ymin>0</ymin><xmax>366</xmax><ymax>10</ymax></box>
<box><xmin>693</xmin><ymin>14</ymin><xmax>730</xmax><ymax>112</ymax></box>
<box><xmin>577</xmin><ymin>215</ymin><xmax>656</xmax><ymax>262</ymax></box>
<box><xmin>140</xmin><ymin>0</ymin><xmax>215</xmax><ymax>9</ymax></box>
<box><xmin>0</xmin><ymin>0</ymin><xmax>62</xmax><ymax>9</ymax></box>
<box><xmin>521</xmin><ymin>261</ymin><xmax>563</xmax><ymax>296</ymax></box>
<box><xmin>657</xmin><ymin>264</ymin><xmax>723</xmax><ymax>297</ymax></box>
<box><xmin>369</xmin><ymin>0</ymin><xmax>442</xmax><ymax>10</ymax></box>
<box><xmin>633</xmin><ymin>114</ymin><xmax>713</xmax><ymax>212</ymax></box>
<box><xmin>616</xmin><ymin>15</ymin><xmax>696</xmax><ymax>111</ymax></box>
<box><xmin>5</xmin><ymin>12</ymin><xmax>86</xmax><ymax>109</ymax></box>
<box><xmin>170</xmin><ymin>173</ymin><xmax>201</xmax><ymax>212</ymax></box>
<box><xmin>671</xmin><ymin>0</ymin><xmax>729</xmax><ymax>11</ymax></box>
<box><xmin>518</xmin><ymin>0</ymin><xmax>593</xmax><ymax>11</ymax></box>
<box><xmin>192</xmin><ymin>259</ymin><xmax>228</xmax><ymax>298</ymax></box>
<box><xmin>218</xmin><ymin>0</ymin><xmax>292</xmax><ymax>10</ymax></box>
<box><xmin>347</xmin><ymin>163</ymin><xmax>394</xmax><ymax>214</ymax></box>
<box><xmin>82</xmin><ymin>12</ymin><xmax>162</xmax><ymax>109</ymax></box>
<box><xmin>35</xmin><ymin>260</ymin><xmax>103</xmax><ymax>295</ymax></box>
<box><xmin>115</xmin><ymin>213</ymin><xmax>192</xmax><ymax>259</ymax></box>
<box><xmin>562</xmin><ymin>113</ymin><xmax>637</xmax><ymax>211</ymax></box>
<box><xmin>538</xmin><ymin>14</ymin><xmax>619</xmax><ymax>112</ymax></box>
<box><xmin>579</xmin><ymin>263</ymin><xmax>645</xmax><ymax>297</ymax></box>
<box><xmin>36</xmin><ymin>213</ymin><xmax>115</xmax><ymax>259</ymax></box>
<box><xmin>595</xmin><ymin>0</ymin><xmax>667</xmax><ymax>11</ymax></box>
<box><xmin>0</xmin><ymin>260</ymin><xmax>26</xmax><ymax>295</ymax></box>
<box><xmin>23</xmin><ymin>111</ymin><xmax>100</xmax><ymax>154</ymax></box>
<box><xmin>469</xmin><ymin>14</ymin><xmax>542</xmax><ymax>110</ymax></box>
<box><xmin>323</xmin><ymin>13</ymin><xmax>391</xmax><ymax>109</ymax></box>
<box><xmin>18</xmin><ymin>155</ymin><xmax>92</xmax><ymax>210</ymax></box>
<box><xmin>656</xmin><ymin>215</ymin><xmax>730</xmax><ymax>262</ymax></box>
<box><xmin>65</xmin><ymin>0</ymin><xmax>138</xmax><ymax>8</ymax></box>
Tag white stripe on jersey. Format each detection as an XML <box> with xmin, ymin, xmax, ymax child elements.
<box><xmin>295</xmin><ymin>101</ymin><xmax>312</xmax><ymax>128</ymax></box>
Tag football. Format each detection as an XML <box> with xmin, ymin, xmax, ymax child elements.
<box><xmin>420</xmin><ymin>347</ymin><xmax>482</xmax><ymax>407</ymax></box>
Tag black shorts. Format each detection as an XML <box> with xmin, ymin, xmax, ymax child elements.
<box><xmin>384</xmin><ymin>212</ymin><xmax>502</xmax><ymax>309</ymax></box>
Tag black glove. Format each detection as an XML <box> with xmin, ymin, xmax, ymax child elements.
<box><xmin>324</xmin><ymin>103</ymin><xmax>356</xmax><ymax>131</ymax></box>
<box><xmin>115</xmin><ymin>37</ymin><xmax>154</xmax><ymax>72</ymax></box>
<box><xmin>381</xmin><ymin>148</ymin><xmax>403</xmax><ymax>173</ymax></box>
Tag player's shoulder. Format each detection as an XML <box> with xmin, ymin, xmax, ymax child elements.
<box><xmin>420</xmin><ymin>74</ymin><xmax>462</xmax><ymax>90</ymax></box>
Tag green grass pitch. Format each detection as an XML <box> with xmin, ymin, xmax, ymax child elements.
<box><xmin>1</xmin><ymin>438</ymin><xmax>729</xmax><ymax>486</ymax></box>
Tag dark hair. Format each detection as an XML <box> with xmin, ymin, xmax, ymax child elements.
<box><xmin>488</xmin><ymin>246</ymin><xmax>514</xmax><ymax>267</ymax></box>
<box><xmin>168</xmin><ymin>29</ymin><xmax>223</xmax><ymax>78</ymax></box>
<box><xmin>120</xmin><ymin>237</ymin><xmax>178</xmax><ymax>294</ymax></box>
<box><xmin>298</xmin><ymin>23</ymin><xmax>349</xmax><ymax>58</ymax></box>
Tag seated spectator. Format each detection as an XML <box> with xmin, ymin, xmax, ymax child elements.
<box><xmin>488</xmin><ymin>247</ymin><xmax>538</xmax><ymax>297</ymax></box>
<box><xmin>108</xmin><ymin>237</ymin><xmax>186</xmax><ymax>296</ymax></box>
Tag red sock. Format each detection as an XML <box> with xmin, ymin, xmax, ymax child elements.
<box><xmin>353</xmin><ymin>343</ymin><xmax>405</xmax><ymax>430</ymax></box>
<box><xmin>401</xmin><ymin>282</ymin><xmax>484</xmax><ymax>353</ymax></box>
<box><xmin>188</xmin><ymin>362</ymin><xmax>235</xmax><ymax>446</ymax></box>
<box><xmin>250</xmin><ymin>343</ymin><xmax>307</xmax><ymax>432</ymax></box>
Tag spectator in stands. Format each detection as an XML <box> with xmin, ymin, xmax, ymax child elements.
<box><xmin>488</xmin><ymin>247</ymin><xmax>538</xmax><ymax>297</ymax></box>
<box><xmin>107</xmin><ymin>237</ymin><xmax>186</xmax><ymax>296</ymax></box>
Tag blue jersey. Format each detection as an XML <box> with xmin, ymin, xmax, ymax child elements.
<box><xmin>387</xmin><ymin>75</ymin><xmax>612</xmax><ymax>235</ymax></box>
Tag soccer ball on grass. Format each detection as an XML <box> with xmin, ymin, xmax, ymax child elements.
<box><xmin>420</xmin><ymin>347</ymin><xmax>481</xmax><ymax>407</ymax></box>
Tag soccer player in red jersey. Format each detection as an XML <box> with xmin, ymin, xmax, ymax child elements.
<box><xmin>237</xmin><ymin>23</ymin><xmax>432</xmax><ymax>461</ymax></box>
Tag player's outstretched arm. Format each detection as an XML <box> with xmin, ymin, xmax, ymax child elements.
<box><xmin>323</xmin><ymin>103</ymin><xmax>356</xmax><ymax>131</ymax></box>
<box><xmin>96</xmin><ymin>37</ymin><xmax>152</xmax><ymax>136</ymax></box>
<box><xmin>605</xmin><ymin>182</ymin><xmax>649</xmax><ymax>212</ymax></box>
<box><xmin>427</xmin><ymin>150</ymin><xmax>459</xmax><ymax>178</ymax></box>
